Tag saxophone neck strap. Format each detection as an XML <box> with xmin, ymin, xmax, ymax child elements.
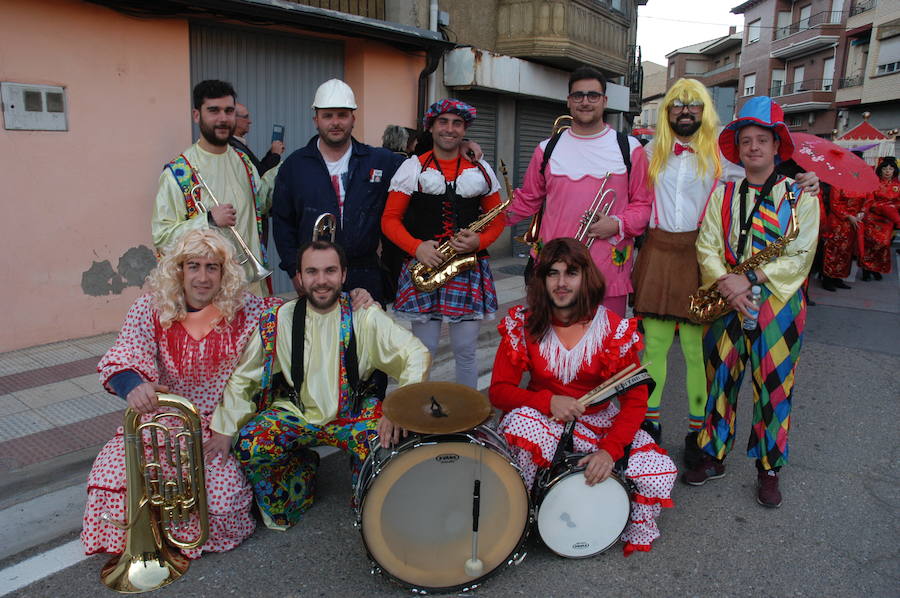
<box><xmin>736</xmin><ymin>171</ymin><xmax>779</xmax><ymax>260</ymax></box>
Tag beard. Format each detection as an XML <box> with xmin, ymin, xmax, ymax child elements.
<box><xmin>199</xmin><ymin>118</ymin><xmax>233</xmax><ymax>147</ymax></box>
<box><xmin>305</xmin><ymin>284</ymin><xmax>341</xmax><ymax>311</ymax></box>
<box><xmin>671</xmin><ymin>117</ymin><xmax>701</xmax><ymax>137</ymax></box>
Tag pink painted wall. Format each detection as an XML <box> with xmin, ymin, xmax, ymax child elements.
<box><xmin>0</xmin><ymin>0</ymin><xmax>190</xmax><ymax>352</ymax></box>
<box><xmin>344</xmin><ymin>40</ymin><xmax>424</xmax><ymax>145</ymax></box>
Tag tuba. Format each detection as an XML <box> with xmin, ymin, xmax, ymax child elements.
<box><xmin>190</xmin><ymin>169</ymin><xmax>273</xmax><ymax>282</ymax></box>
<box><xmin>688</xmin><ymin>190</ymin><xmax>803</xmax><ymax>324</ymax></box>
<box><xmin>516</xmin><ymin>115</ymin><xmax>573</xmax><ymax>251</ymax></box>
<box><xmin>100</xmin><ymin>394</ymin><xmax>209</xmax><ymax>593</ymax></box>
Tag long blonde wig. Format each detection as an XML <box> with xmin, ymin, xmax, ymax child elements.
<box><xmin>147</xmin><ymin>229</ymin><xmax>247</xmax><ymax>328</ymax></box>
<box><xmin>649</xmin><ymin>78</ymin><xmax>722</xmax><ymax>186</ymax></box>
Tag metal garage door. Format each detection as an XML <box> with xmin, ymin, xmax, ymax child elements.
<box><xmin>512</xmin><ymin>99</ymin><xmax>566</xmax><ymax>256</ymax></box>
<box><xmin>455</xmin><ymin>91</ymin><xmax>498</xmax><ymax>169</ymax></box>
<box><xmin>190</xmin><ymin>23</ymin><xmax>344</xmax><ymax>294</ymax></box>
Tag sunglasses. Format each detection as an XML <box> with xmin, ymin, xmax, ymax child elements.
<box><xmin>670</xmin><ymin>100</ymin><xmax>704</xmax><ymax>112</ymax></box>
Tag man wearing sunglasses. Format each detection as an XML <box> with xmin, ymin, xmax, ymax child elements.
<box><xmin>508</xmin><ymin>66</ymin><xmax>653</xmax><ymax>317</ymax></box>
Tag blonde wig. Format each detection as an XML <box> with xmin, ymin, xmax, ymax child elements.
<box><xmin>147</xmin><ymin>229</ymin><xmax>247</xmax><ymax>328</ymax></box>
<box><xmin>649</xmin><ymin>78</ymin><xmax>722</xmax><ymax>186</ymax></box>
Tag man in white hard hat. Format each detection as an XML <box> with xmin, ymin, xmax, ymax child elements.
<box><xmin>271</xmin><ymin>79</ymin><xmax>406</xmax><ymax>305</ymax></box>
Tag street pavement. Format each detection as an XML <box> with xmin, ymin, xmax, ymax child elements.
<box><xmin>0</xmin><ymin>256</ymin><xmax>897</xmax><ymax>598</ymax></box>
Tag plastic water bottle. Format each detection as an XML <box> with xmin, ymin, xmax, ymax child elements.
<box><xmin>743</xmin><ymin>285</ymin><xmax>762</xmax><ymax>331</ymax></box>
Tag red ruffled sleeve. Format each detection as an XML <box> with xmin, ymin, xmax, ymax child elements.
<box><xmin>489</xmin><ymin>306</ymin><xmax>554</xmax><ymax>414</ymax></box>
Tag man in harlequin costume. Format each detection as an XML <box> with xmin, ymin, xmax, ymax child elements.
<box><xmin>152</xmin><ymin>80</ymin><xmax>270</xmax><ymax>296</ymax></box>
<box><xmin>507</xmin><ymin>66</ymin><xmax>654</xmax><ymax>316</ymax></box>
<box><xmin>82</xmin><ymin>229</ymin><xmax>281</xmax><ymax>558</ymax></box>
<box><xmin>221</xmin><ymin>240</ymin><xmax>430</xmax><ymax>530</ymax></box>
<box><xmin>489</xmin><ymin>238</ymin><xmax>676</xmax><ymax>555</ymax></box>
<box><xmin>683</xmin><ymin>97</ymin><xmax>819</xmax><ymax>508</ymax></box>
<box><xmin>381</xmin><ymin>98</ymin><xmax>505</xmax><ymax>389</ymax></box>
<box><xmin>860</xmin><ymin>156</ymin><xmax>900</xmax><ymax>280</ymax></box>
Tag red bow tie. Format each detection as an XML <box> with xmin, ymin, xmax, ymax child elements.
<box><xmin>674</xmin><ymin>143</ymin><xmax>694</xmax><ymax>156</ymax></box>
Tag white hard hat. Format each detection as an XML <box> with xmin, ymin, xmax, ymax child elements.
<box><xmin>312</xmin><ymin>79</ymin><xmax>357</xmax><ymax>110</ymax></box>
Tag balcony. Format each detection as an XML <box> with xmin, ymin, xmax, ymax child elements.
<box><xmin>496</xmin><ymin>0</ymin><xmax>633</xmax><ymax>75</ymax></box>
<box><xmin>694</xmin><ymin>62</ymin><xmax>740</xmax><ymax>87</ymax></box>
<box><xmin>839</xmin><ymin>74</ymin><xmax>864</xmax><ymax>88</ymax></box>
<box><xmin>769</xmin><ymin>79</ymin><xmax>835</xmax><ymax>112</ymax></box>
<box><xmin>849</xmin><ymin>0</ymin><xmax>877</xmax><ymax>17</ymax></box>
<box><xmin>770</xmin><ymin>11</ymin><xmax>842</xmax><ymax>59</ymax></box>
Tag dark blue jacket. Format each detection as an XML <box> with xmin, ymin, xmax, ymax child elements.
<box><xmin>272</xmin><ymin>136</ymin><xmax>404</xmax><ymax>280</ymax></box>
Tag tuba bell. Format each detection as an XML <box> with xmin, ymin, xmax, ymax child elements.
<box><xmin>100</xmin><ymin>394</ymin><xmax>209</xmax><ymax>593</ymax></box>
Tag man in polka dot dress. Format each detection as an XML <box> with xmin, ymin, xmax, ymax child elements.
<box><xmin>489</xmin><ymin>238</ymin><xmax>677</xmax><ymax>555</ymax></box>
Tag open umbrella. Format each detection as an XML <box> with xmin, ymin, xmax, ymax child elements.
<box><xmin>631</xmin><ymin>127</ymin><xmax>655</xmax><ymax>136</ymax></box>
<box><xmin>791</xmin><ymin>132</ymin><xmax>879</xmax><ymax>193</ymax></box>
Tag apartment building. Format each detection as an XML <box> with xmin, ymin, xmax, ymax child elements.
<box><xmin>834</xmin><ymin>0</ymin><xmax>900</xmax><ymax>154</ymax></box>
<box><xmin>639</xmin><ymin>61</ymin><xmax>668</xmax><ymax>129</ymax></box>
<box><xmin>665</xmin><ymin>27</ymin><xmax>743</xmax><ymax>123</ymax></box>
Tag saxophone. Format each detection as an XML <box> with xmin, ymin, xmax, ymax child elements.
<box><xmin>410</xmin><ymin>197</ymin><xmax>511</xmax><ymax>292</ymax></box>
<box><xmin>688</xmin><ymin>190</ymin><xmax>802</xmax><ymax>324</ymax></box>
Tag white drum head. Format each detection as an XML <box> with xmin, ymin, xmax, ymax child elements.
<box><xmin>360</xmin><ymin>441</ymin><xmax>529</xmax><ymax>590</ymax></box>
<box><xmin>537</xmin><ymin>473</ymin><xmax>630</xmax><ymax>558</ymax></box>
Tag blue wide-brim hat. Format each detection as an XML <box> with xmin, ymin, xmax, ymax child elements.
<box><xmin>719</xmin><ymin>96</ymin><xmax>794</xmax><ymax>166</ymax></box>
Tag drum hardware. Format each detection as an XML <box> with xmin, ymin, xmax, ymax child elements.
<box><xmin>189</xmin><ymin>169</ymin><xmax>273</xmax><ymax>282</ymax></box>
<box><xmin>381</xmin><ymin>381</ymin><xmax>492</xmax><ymax>434</ymax></box>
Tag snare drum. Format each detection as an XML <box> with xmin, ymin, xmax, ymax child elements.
<box><xmin>355</xmin><ymin>426</ymin><xmax>530</xmax><ymax>592</ymax></box>
<box><xmin>534</xmin><ymin>454</ymin><xmax>631</xmax><ymax>558</ymax></box>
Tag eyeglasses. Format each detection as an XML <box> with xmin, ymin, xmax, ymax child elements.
<box><xmin>670</xmin><ymin>100</ymin><xmax>703</xmax><ymax>113</ymax></box>
<box><xmin>567</xmin><ymin>91</ymin><xmax>605</xmax><ymax>103</ymax></box>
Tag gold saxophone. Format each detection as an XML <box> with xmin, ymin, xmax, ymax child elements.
<box><xmin>100</xmin><ymin>394</ymin><xmax>209</xmax><ymax>593</ymax></box>
<box><xmin>688</xmin><ymin>190</ymin><xmax>802</xmax><ymax>324</ymax></box>
<box><xmin>409</xmin><ymin>197</ymin><xmax>511</xmax><ymax>292</ymax></box>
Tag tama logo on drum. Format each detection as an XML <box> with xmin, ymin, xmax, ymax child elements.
<box><xmin>434</xmin><ymin>454</ymin><xmax>460</xmax><ymax>464</ymax></box>
<box><xmin>572</xmin><ymin>541</ymin><xmax>592</xmax><ymax>550</ymax></box>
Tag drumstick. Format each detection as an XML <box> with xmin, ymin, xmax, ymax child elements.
<box><xmin>580</xmin><ymin>365</ymin><xmax>651</xmax><ymax>408</ymax></box>
<box><xmin>577</xmin><ymin>363</ymin><xmax>639</xmax><ymax>407</ymax></box>
<box><xmin>464</xmin><ymin>445</ymin><xmax>484</xmax><ymax>577</ymax></box>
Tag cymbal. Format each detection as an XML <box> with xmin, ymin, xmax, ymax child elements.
<box><xmin>382</xmin><ymin>381</ymin><xmax>492</xmax><ymax>434</ymax></box>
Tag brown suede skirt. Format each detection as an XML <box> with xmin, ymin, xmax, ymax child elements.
<box><xmin>632</xmin><ymin>228</ymin><xmax>700</xmax><ymax>321</ymax></box>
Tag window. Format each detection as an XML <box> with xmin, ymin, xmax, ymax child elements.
<box><xmin>822</xmin><ymin>57</ymin><xmax>835</xmax><ymax>90</ymax></box>
<box><xmin>876</xmin><ymin>36</ymin><xmax>900</xmax><ymax>75</ymax></box>
<box><xmin>744</xmin><ymin>73</ymin><xmax>756</xmax><ymax>96</ymax></box>
<box><xmin>771</xmin><ymin>69</ymin><xmax>785</xmax><ymax>96</ymax></box>
<box><xmin>799</xmin><ymin>5</ymin><xmax>812</xmax><ymax>30</ymax></box>
<box><xmin>669</xmin><ymin>63</ymin><xmax>675</xmax><ymax>78</ymax></box>
<box><xmin>793</xmin><ymin>65</ymin><xmax>806</xmax><ymax>92</ymax></box>
<box><xmin>776</xmin><ymin>11</ymin><xmax>792</xmax><ymax>39</ymax></box>
<box><xmin>748</xmin><ymin>19</ymin><xmax>761</xmax><ymax>44</ymax></box>
<box><xmin>685</xmin><ymin>59</ymin><xmax>707</xmax><ymax>75</ymax></box>
<box><xmin>830</xmin><ymin>0</ymin><xmax>842</xmax><ymax>23</ymax></box>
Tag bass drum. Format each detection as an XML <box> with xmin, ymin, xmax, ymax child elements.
<box><xmin>355</xmin><ymin>427</ymin><xmax>530</xmax><ymax>592</ymax></box>
<box><xmin>535</xmin><ymin>454</ymin><xmax>631</xmax><ymax>558</ymax></box>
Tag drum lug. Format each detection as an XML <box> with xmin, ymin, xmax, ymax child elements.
<box><xmin>369</xmin><ymin>564</ymin><xmax>381</xmax><ymax>577</ymax></box>
<box><xmin>511</xmin><ymin>551</ymin><xmax>528</xmax><ymax>566</ymax></box>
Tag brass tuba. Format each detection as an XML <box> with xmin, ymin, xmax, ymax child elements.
<box><xmin>516</xmin><ymin>115</ymin><xmax>573</xmax><ymax>251</ymax></box>
<box><xmin>190</xmin><ymin>169</ymin><xmax>273</xmax><ymax>282</ymax></box>
<box><xmin>100</xmin><ymin>394</ymin><xmax>209</xmax><ymax>593</ymax></box>
<box><xmin>688</xmin><ymin>190</ymin><xmax>803</xmax><ymax>324</ymax></box>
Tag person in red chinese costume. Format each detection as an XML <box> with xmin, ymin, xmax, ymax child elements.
<box><xmin>860</xmin><ymin>157</ymin><xmax>900</xmax><ymax>280</ymax></box>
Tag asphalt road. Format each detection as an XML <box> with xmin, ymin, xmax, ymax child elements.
<box><xmin>7</xmin><ymin>296</ymin><xmax>899</xmax><ymax>598</ymax></box>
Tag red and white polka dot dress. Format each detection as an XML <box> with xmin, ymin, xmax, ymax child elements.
<box><xmin>81</xmin><ymin>293</ymin><xmax>279</xmax><ymax>559</ymax></box>
<box><xmin>490</xmin><ymin>305</ymin><xmax>677</xmax><ymax>555</ymax></box>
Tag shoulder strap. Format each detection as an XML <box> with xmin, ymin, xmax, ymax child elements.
<box><xmin>540</xmin><ymin>129</ymin><xmax>566</xmax><ymax>176</ymax></box>
<box><xmin>255</xmin><ymin>303</ymin><xmax>281</xmax><ymax>411</ymax></box>
<box><xmin>165</xmin><ymin>154</ymin><xmax>201</xmax><ymax>220</ymax></box>
<box><xmin>290</xmin><ymin>298</ymin><xmax>308</xmax><ymax>392</ymax></box>
<box><xmin>616</xmin><ymin>131</ymin><xmax>632</xmax><ymax>178</ymax></box>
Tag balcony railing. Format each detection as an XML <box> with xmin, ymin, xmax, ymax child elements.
<box><xmin>850</xmin><ymin>0</ymin><xmax>877</xmax><ymax>17</ymax></box>
<box><xmin>703</xmin><ymin>62</ymin><xmax>739</xmax><ymax>77</ymax></box>
<box><xmin>770</xmin><ymin>78</ymin><xmax>835</xmax><ymax>96</ymax></box>
<box><xmin>839</xmin><ymin>74</ymin><xmax>864</xmax><ymax>88</ymax></box>
<box><xmin>774</xmin><ymin>11</ymin><xmax>844</xmax><ymax>40</ymax></box>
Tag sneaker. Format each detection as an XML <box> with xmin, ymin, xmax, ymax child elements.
<box><xmin>756</xmin><ymin>470</ymin><xmax>783</xmax><ymax>508</ymax></box>
<box><xmin>683</xmin><ymin>431</ymin><xmax>704</xmax><ymax>470</ymax></box>
<box><xmin>640</xmin><ymin>420</ymin><xmax>662</xmax><ymax>444</ymax></box>
<box><xmin>681</xmin><ymin>454</ymin><xmax>726</xmax><ymax>486</ymax></box>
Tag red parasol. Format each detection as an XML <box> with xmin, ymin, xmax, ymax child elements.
<box><xmin>790</xmin><ymin>132</ymin><xmax>879</xmax><ymax>193</ymax></box>
<box><xmin>631</xmin><ymin>127</ymin><xmax>655</xmax><ymax>136</ymax></box>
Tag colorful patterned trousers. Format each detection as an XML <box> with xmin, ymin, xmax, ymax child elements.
<box><xmin>698</xmin><ymin>287</ymin><xmax>806</xmax><ymax>470</ymax></box>
<box><xmin>234</xmin><ymin>397</ymin><xmax>381</xmax><ymax>530</ymax></box>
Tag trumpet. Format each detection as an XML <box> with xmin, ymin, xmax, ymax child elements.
<box><xmin>574</xmin><ymin>173</ymin><xmax>616</xmax><ymax>249</ymax></box>
<box><xmin>100</xmin><ymin>394</ymin><xmax>209</xmax><ymax>593</ymax></box>
<box><xmin>190</xmin><ymin>170</ymin><xmax>273</xmax><ymax>282</ymax></box>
